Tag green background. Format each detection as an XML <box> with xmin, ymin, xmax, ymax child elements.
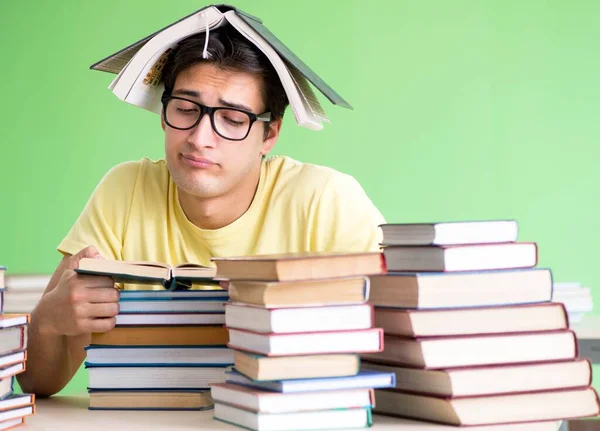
<box><xmin>1</xmin><ymin>0</ymin><xmax>598</xmax><ymax>395</ymax></box>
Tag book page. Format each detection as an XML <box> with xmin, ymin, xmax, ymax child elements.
<box><xmin>223</xmin><ymin>10</ymin><xmax>324</xmax><ymax>130</ymax></box>
<box><xmin>119</xmin><ymin>7</ymin><xmax>226</xmax><ymax>113</ymax></box>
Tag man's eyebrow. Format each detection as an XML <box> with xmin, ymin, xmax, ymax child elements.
<box><xmin>218</xmin><ymin>98</ymin><xmax>254</xmax><ymax>113</ymax></box>
<box><xmin>171</xmin><ymin>89</ymin><xmax>255</xmax><ymax>113</ymax></box>
<box><xmin>172</xmin><ymin>89</ymin><xmax>200</xmax><ymax>98</ymax></box>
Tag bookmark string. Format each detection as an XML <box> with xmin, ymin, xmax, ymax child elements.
<box><xmin>202</xmin><ymin>12</ymin><xmax>212</xmax><ymax>59</ymax></box>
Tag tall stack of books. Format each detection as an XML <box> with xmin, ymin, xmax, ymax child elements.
<box><xmin>361</xmin><ymin>220</ymin><xmax>600</xmax><ymax>428</ymax></box>
<box><xmin>0</xmin><ymin>266</ymin><xmax>35</xmax><ymax>429</ymax></box>
<box><xmin>75</xmin><ymin>258</ymin><xmax>232</xmax><ymax>410</ymax></box>
<box><xmin>208</xmin><ymin>252</ymin><xmax>397</xmax><ymax>431</ymax></box>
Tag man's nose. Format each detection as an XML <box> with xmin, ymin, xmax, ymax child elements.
<box><xmin>187</xmin><ymin>112</ymin><xmax>218</xmax><ymax>149</ymax></box>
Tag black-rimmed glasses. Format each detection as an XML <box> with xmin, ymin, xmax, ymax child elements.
<box><xmin>161</xmin><ymin>94</ymin><xmax>271</xmax><ymax>141</ymax></box>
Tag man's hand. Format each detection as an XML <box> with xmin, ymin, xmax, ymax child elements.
<box><xmin>36</xmin><ymin>246</ymin><xmax>119</xmax><ymax>336</ymax></box>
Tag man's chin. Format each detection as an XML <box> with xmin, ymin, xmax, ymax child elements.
<box><xmin>177</xmin><ymin>178</ymin><xmax>225</xmax><ymax>199</ymax></box>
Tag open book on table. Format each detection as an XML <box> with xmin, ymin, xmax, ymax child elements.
<box><xmin>75</xmin><ymin>258</ymin><xmax>218</xmax><ymax>291</ymax></box>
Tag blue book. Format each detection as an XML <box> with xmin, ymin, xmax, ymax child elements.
<box><xmin>85</xmin><ymin>345</ymin><xmax>234</xmax><ymax>366</ymax></box>
<box><xmin>225</xmin><ymin>369</ymin><xmax>395</xmax><ymax>393</ymax></box>
<box><xmin>119</xmin><ymin>289</ymin><xmax>228</xmax><ymax>300</ymax></box>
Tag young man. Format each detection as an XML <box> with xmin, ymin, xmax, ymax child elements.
<box><xmin>18</xmin><ymin>26</ymin><xmax>385</xmax><ymax>396</ymax></box>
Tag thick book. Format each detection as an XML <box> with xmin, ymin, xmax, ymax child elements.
<box><xmin>380</xmin><ymin>220</ymin><xmax>519</xmax><ymax>246</ymax></box>
<box><xmin>86</xmin><ymin>365</ymin><xmax>229</xmax><ymax>390</ymax></box>
<box><xmin>232</xmin><ymin>350</ymin><xmax>360</xmax><ymax>381</ymax></box>
<box><xmin>213</xmin><ymin>252</ymin><xmax>386</xmax><ymax>282</ymax></box>
<box><xmin>214</xmin><ymin>403</ymin><xmax>372</xmax><ymax>431</ymax></box>
<box><xmin>225</xmin><ymin>368</ymin><xmax>396</xmax><ymax>394</ymax></box>
<box><xmin>90</xmin><ymin>325</ymin><xmax>228</xmax><ymax>346</ymax></box>
<box><xmin>88</xmin><ymin>389</ymin><xmax>213</xmax><ymax>411</ymax></box>
<box><xmin>368</xmin><ymin>268</ymin><xmax>552</xmax><ymax>309</ymax></box>
<box><xmin>228</xmin><ymin>277</ymin><xmax>369</xmax><ymax>308</ymax></box>
<box><xmin>90</xmin><ymin>5</ymin><xmax>351</xmax><ymax>130</ymax></box>
<box><xmin>75</xmin><ymin>258</ymin><xmax>217</xmax><ymax>290</ymax></box>
<box><xmin>211</xmin><ymin>383</ymin><xmax>374</xmax><ymax>414</ymax></box>
<box><xmin>361</xmin><ymin>359</ymin><xmax>592</xmax><ymax>397</ymax></box>
<box><xmin>85</xmin><ymin>345</ymin><xmax>234</xmax><ymax>366</ymax></box>
<box><xmin>373</xmin><ymin>387</ymin><xmax>600</xmax><ymax>426</ymax></box>
<box><xmin>373</xmin><ymin>303</ymin><xmax>568</xmax><ymax>337</ymax></box>
<box><xmin>362</xmin><ymin>329</ymin><xmax>578</xmax><ymax>369</ymax></box>
<box><xmin>227</xmin><ymin>327</ymin><xmax>384</xmax><ymax>356</ymax></box>
<box><xmin>383</xmin><ymin>242</ymin><xmax>538</xmax><ymax>272</ymax></box>
<box><xmin>225</xmin><ymin>303</ymin><xmax>374</xmax><ymax>334</ymax></box>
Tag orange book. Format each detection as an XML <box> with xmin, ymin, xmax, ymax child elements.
<box><xmin>212</xmin><ymin>252</ymin><xmax>386</xmax><ymax>281</ymax></box>
<box><xmin>91</xmin><ymin>325</ymin><xmax>228</xmax><ymax>346</ymax></box>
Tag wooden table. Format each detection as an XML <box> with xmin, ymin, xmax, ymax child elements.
<box><xmin>18</xmin><ymin>396</ymin><xmax>584</xmax><ymax>430</ymax></box>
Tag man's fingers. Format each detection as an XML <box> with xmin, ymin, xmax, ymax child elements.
<box><xmin>85</xmin><ymin>302</ymin><xmax>119</xmax><ymax>318</ymax></box>
<box><xmin>76</xmin><ymin>274</ymin><xmax>116</xmax><ymax>288</ymax></box>
<box><xmin>83</xmin><ymin>317</ymin><xmax>117</xmax><ymax>334</ymax></box>
<box><xmin>85</xmin><ymin>286</ymin><xmax>120</xmax><ymax>303</ymax></box>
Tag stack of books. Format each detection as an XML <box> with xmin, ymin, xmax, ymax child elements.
<box><xmin>361</xmin><ymin>220</ymin><xmax>600</xmax><ymax>427</ymax></box>
<box><xmin>2</xmin><ymin>273</ymin><xmax>49</xmax><ymax>314</ymax></box>
<box><xmin>552</xmin><ymin>281</ymin><xmax>594</xmax><ymax>324</ymax></box>
<box><xmin>0</xmin><ymin>266</ymin><xmax>35</xmax><ymax>429</ymax></box>
<box><xmin>75</xmin><ymin>258</ymin><xmax>233</xmax><ymax>410</ymax></box>
<box><xmin>208</xmin><ymin>252</ymin><xmax>397</xmax><ymax>431</ymax></box>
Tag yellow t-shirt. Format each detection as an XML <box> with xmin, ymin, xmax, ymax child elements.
<box><xmin>58</xmin><ymin>156</ymin><xmax>385</xmax><ymax>288</ymax></box>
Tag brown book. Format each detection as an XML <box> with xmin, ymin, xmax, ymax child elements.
<box><xmin>212</xmin><ymin>252</ymin><xmax>386</xmax><ymax>281</ymax></box>
<box><xmin>228</xmin><ymin>277</ymin><xmax>368</xmax><ymax>307</ymax></box>
<box><xmin>368</xmin><ymin>268</ymin><xmax>552</xmax><ymax>309</ymax></box>
<box><xmin>373</xmin><ymin>387</ymin><xmax>600</xmax><ymax>426</ymax></box>
<box><xmin>362</xmin><ymin>359</ymin><xmax>592</xmax><ymax>397</ymax></box>
<box><xmin>361</xmin><ymin>330</ymin><xmax>577</xmax><ymax>369</ymax></box>
<box><xmin>234</xmin><ymin>350</ymin><xmax>360</xmax><ymax>381</ymax></box>
<box><xmin>89</xmin><ymin>390</ymin><xmax>214</xmax><ymax>410</ymax></box>
<box><xmin>374</xmin><ymin>303</ymin><xmax>568</xmax><ymax>337</ymax></box>
<box><xmin>91</xmin><ymin>326</ymin><xmax>228</xmax><ymax>346</ymax></box>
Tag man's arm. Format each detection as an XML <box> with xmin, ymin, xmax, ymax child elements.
<box><xmin>16</xmin><ymin>246</ymin><xmax>119</xmax><ymax>397</ymax></box>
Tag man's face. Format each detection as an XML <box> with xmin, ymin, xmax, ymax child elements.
<box><xmin>162</xmin><ymin>63</ymin><xmax>280</xmax><ymax>199</ymax></box>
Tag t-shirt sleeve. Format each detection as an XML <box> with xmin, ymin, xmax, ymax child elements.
<box><xmin>57</xmin><ymin>161</ymin><xmax>141</xmax><ymax>259</ymax></box>
<box><xmin>309</xmin><ymin>172</ymin><xmax>386</xmax><ymax>253</ymax></box>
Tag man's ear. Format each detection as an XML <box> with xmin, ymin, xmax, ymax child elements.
<box><xmin>260</xmin><ymin>118</ymin><xmax>282</xmax><ymax>155</ymax></box>
<box><xmin>161</xmin><ymin>111</ymin><xmax>166</xmax><ymax>132</ymax></box>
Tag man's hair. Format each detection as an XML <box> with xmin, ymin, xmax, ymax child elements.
<box><xmin>161</xmin><ymin>26</ymin><xmax>288</xmax><ymax>126</ymax></box>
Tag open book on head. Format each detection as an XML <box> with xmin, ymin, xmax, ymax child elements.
<box><xmin>75</xmin><ymin>258</ymin><xmax>218</xmax><ymax>291</ymax></box>
<box><xmin>91</xmin><ymin>4</ymin><xmax>351</xmax><ymax>130</ymax></box>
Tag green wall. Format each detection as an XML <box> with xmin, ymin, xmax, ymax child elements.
<box><xmin>1</xmin><ymin>0</ymin><xmax>598</xmax><ymax>395</ymax></box>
